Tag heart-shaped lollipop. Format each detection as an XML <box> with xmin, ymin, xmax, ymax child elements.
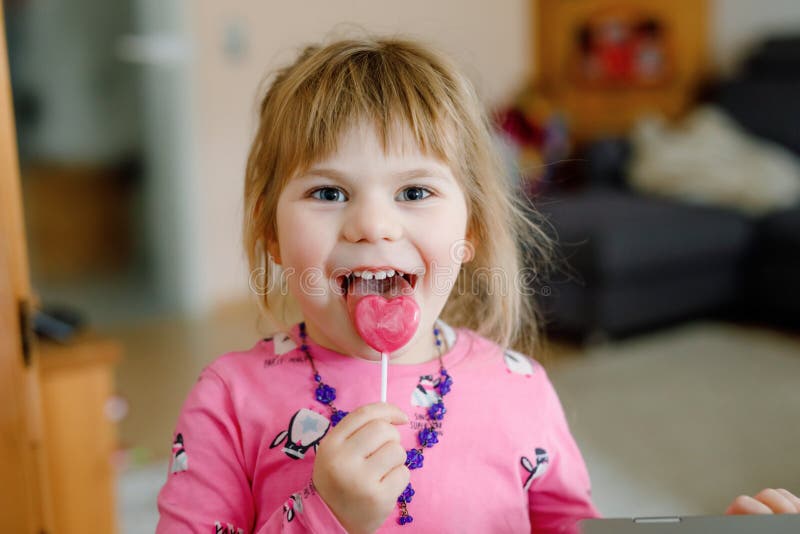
<box><xmin>353</xmin><ymin>294</ymin><xmax>420</xmax><ymax>353</ymax></box>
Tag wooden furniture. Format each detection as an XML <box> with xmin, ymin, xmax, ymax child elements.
<box><xmin>0</xmin><ymin>7</ymin><xmax>54</xmax><ymax>532</ymax></box>
<box><xmin>38</xmin><ymin>335</ymin><xmax>121</xmax><ymax>534</ymax></box>
<box><xmin>22</xmin><ymin>163</ymin><xmax>135</xmax><ymax>281</ymax></box>
<box><xmin>2</xmin><ymin>10</ymin><xmax>124</xmax><ymax>532</ymax></box>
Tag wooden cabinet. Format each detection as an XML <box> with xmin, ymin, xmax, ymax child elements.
<box><xmin>38</xmin><ymin>336</ymin><xmax>121</xmax><ymax>534</ymax></box>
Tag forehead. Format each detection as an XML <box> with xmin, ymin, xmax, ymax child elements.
<box><xmin>331</xmin><ymin>121</ymin><xmax>427</xmax><ymax>158</ymax></box>
<box><xmin>304</xmin><ymin>120</ymin><xmax>454</xmax><ymax>177</ymax></box>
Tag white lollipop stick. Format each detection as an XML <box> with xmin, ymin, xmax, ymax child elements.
<box><xmin>381</xmin><ymin>352</ymin><xmax>388</xmax><ymax>403</ymax></box>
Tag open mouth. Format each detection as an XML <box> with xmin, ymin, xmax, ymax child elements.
<box><xmin>336</xmin><ymin>268</ymin><xmax>419</xmax><ymax>297</ymax></box>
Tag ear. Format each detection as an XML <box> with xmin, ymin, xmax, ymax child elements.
<box><xmin>267</xmin><ymin>238</ymin><xmax>282</xmax><ymax>265</ymax></box>
<box><xmin>462</xmin><ymin>241</ymin><xmax>475</xmax><ymax>263</ymax></box>
<box><xmin>461</xmin><ymin>230</ymin><xmax>476</xmax><ymax>264</ymax></box>
<box><xmin>255</xmin><ymin>196</ymin><xmax>282</xmax><ymax>265</ymax></box>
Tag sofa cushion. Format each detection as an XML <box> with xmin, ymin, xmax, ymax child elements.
<box><xmin>757</xmin><ymin>205</ymin><xmax>800</xmax><ymax>258</ymax></box>
<box><xmin>716</xmin><ymin>80</ymin><xmax>800</xmax><ymax>157</ymax></box>
<box><xmin>744</xmin><ymin>205</ymin><xmax>800</xmax><ymax>328</ymax></box>
<box><xmin>540</xmin><ymin>189</ymin><xmax>754</xmax><ymax>285</ymax></box>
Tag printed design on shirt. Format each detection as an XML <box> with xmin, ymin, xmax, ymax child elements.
<box><xmin>270</xmin><ymin>408</ymin><xmax>330</xmax><ymax>460</ymax></box>
<box><xmin>283</xmin><ymin>492</ymin><xmax>304</xmax><ymax>522</ymax></box>
<box><xmin>264</xmin><ymin>332</ymin><xmax>306</xmax><ymax>368</ymax></box>
<box><xmin>411</xmin><ymin>374</ymin><xmax>443</xmax><ymax>408</ymax></box>
<box><xmin>521</xmin><ymin>448</ymin><xmax>549</xmax><ymax>491</ymax></box>
<box><xmin>406</xmin><ymin>321</ymin><xmax>454</xmax><ymax>409</ymax></box>
<box><xmin>170</xmin><ymin>433</ymin><xmax>188</xmax><ymax>474</ymax></box>
<box><xmin>274</xmin><ymin>332</ymin><xmax>297</xmax><ymax>355</ymax></box>
<box><xmin>437</xmin><ymin>320</ymin><xmax>457</xmax><ymax>349</ymax></box>
<box><xmin>214</xmin><ymin>521</ymin><xmax>244</xmax><ymax>534</ymax></box>
<box><xmin>503</xmin><ymin>349</ymin><xmax>536</xmax><ymax>376</ymax></box>
<box><xmin>408</xmin><ymin>374</ymin><xmax>445</xmax><ymax>436</ymax></box>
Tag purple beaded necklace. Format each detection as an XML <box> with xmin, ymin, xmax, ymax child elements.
<box><xmin>298</xmin><ymin>321</ymin><xmax>453</xmax><ymax>526</ymax></box>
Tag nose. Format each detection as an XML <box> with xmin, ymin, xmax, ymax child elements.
<box><xmin>342</xmin><ymin>193</ymin><xmax>402</xmax><ymax>243</ymax></box>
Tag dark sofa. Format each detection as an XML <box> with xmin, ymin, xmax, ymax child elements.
<box><xmin>533</xmin><ymin>35</ymin><xmax>800</xmax><ymax>340</ymax></box>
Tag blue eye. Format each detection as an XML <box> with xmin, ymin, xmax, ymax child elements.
<box><xmin>396</xmin><ymin>186</ymin><xmax>432</xmax><ymax>201</ymax></box>
<box><xmin>310</xmin><ymin>187</ymin><xmax>347</xmax><ymax>202</ymax></box>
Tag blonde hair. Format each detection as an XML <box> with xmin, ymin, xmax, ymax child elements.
<box><xmin>243</xmin><ymin>34</ymin><xmax>552</xmax><ymax>356</ymax></box>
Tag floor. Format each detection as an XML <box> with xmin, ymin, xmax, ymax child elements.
<box><xmin>108</xmin><ymin>306</ymin><xmax>800</xmax><ymax>532</ymax></box>
<box><xmin>104</xmin><ymin>299</ymin><xmax>272</xmax><ymax>466</ymax></box>
<box><xmin>547</xmin><ymin>322</ymin><xmax>800</xmax><ymax>517</ymax></box>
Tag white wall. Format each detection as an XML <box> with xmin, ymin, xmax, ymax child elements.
<box><xmin>179</xmin><ymin>0</ymin><xmax>800</xmax><ymax>316</ymax></box>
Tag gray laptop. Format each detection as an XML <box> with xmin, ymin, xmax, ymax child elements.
<box><xmin>580</xmin><ymin>514</ymin><xmax>800</xmax><ymax>533</ymax></box>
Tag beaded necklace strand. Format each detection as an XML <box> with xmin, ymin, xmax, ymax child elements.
<box><xmin>298</xmin><ymin>321</ymin><xmax>453</xmax><ymax>525</ymax></box>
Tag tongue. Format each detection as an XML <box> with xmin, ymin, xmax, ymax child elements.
<box><xmin>346</xmin><ymin>275</ymin><xmax>420</xmax><ymax>354</ymax></box>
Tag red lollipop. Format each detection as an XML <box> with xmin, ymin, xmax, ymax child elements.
<box><xmin>352</xmin><ymin>294</ymin><xmax>420</xmax><ymax>353</ymax></box>
<box><xmin>345</xmin><ymin>271</ymin><xmax>421</xmax><ymax>402</ymax></box>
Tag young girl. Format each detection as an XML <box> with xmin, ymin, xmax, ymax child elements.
<box><xmin>156</xmin><ymin>36</ymin><xmax>800</xmax><ymax>533</ymax></box>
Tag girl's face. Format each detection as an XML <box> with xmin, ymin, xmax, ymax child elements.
<box><xmin>272</xmin><ymin>121</ymin><xmax>470</xmax><ymax>364</ymax></box>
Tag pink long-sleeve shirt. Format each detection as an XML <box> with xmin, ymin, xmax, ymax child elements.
<box><xmin>156</xmin><ymin>321</ymin><xmax>599</xmax><ymax>533</ymax></box>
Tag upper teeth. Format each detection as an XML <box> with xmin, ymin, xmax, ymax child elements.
<box><xmin>353</xmin><ymin>269</ymin><xmax>403</xmax><ymax>280</ymax></box>
<box><xmin>353</xmin><ymin>269</ymin><xmax>399</xmax><ymax>280</ymax></box>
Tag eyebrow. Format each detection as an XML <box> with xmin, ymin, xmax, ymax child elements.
<box><xmin>301</xmin><ymin>167</ymin><xmax>448</xmax><ymax>182</ymax></box>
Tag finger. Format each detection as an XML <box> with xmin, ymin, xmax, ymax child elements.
<box><xmin>726</xmin><ymin>495</ymin><xmax>773</xmax><ymax>515</ymax></box>
<box><xmin>366</xmin><ymin>440</ymin><xmax>408</xmax><ymax>479</ymax></box>
<box><xmin>380</xmin><ymin>461</ymin><xmax>411</xmax><ymax>493</ymax></box>
<box><xmin>775</xmin><ymin>489</ymin><xmax>800</xmax><ymax>513</ymax></box>
<box><xmin>345</xmin><ymin>419</ymin><xmax>402</xmax><ymax>458</ymax></box>
<box><xmin>755</xmin><ymin>488</ymin><xmax>797</xmax><ymax>514</ymax></box>
<box><xmin>328</xmin><ymin>402</ymin><xmax>408</xmax><ymax>443</ymax></box>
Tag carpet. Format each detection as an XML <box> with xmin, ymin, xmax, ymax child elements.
<box><xmin>548</xmin><ymin>321</ymin><xmax>800</xmax><ymax>518</ymax></box>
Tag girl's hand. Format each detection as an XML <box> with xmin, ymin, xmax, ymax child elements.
<box><xmin>726</xmin><ymin>488</ymin><xmax>800</xmax><ymax>515</ymax></box>
<box><xmin>312</xmin><ymin>402</ymin><xmax>411</xmax><ymax>534</ymax></box>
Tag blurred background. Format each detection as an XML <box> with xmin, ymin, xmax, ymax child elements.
<box><xmin>2</xmin><ymin>0</ymin><xmax>800</xmax><ymax>532</ymax></box>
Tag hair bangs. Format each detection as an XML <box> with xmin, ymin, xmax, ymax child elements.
<box><xmin>276</xmin><ymin>44</ymin><xmax>461</xmax><ymax>184</ymax></box>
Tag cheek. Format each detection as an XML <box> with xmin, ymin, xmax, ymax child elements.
<box><xmin>276</xmin><ymin>206</ymin><xmax>324</xmax><ymax>267</ymax></box>
<box><xmin>280</xmin><ymin>234</ymin><xmax>325</xmax><ymax>272</ymax></box>
<box><xmin>429</xmin><ymin>203</ymin><xmax>469</xmax><ymax>261</ymax></box>
<box><xmin>419</xmin><ymin>221</ymin><xmax>469</xmax><ymax>293</ymax></box>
